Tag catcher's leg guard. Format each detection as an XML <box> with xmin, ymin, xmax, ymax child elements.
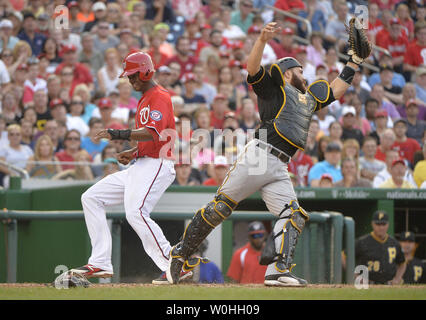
<box><xmin>167</xmin><ymin>193</ymin><xmax>237</xmax><ymax>283</ymax></box>
<box><xmin>262</xmin><ymin>200</ymin><xmax>309</xmax><ymax>271</ymax></box>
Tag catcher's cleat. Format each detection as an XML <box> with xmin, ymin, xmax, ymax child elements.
<box><xmin>70</xmin><ymin>264</ymin><xmax>113</xmax><ymax>279</ymax></box>
<box><xmin>264</xmin><ymin>272</ymin><xmax>308</xmax><ymax>287</ymax></box>
<box><xmin>152</xmin><ymin>270</ymin><xmax>193</xmax><ymax>285</ymax></box>
<box><xmin>166</xmin><ymin>245</ymin><xmax>185</xmax><ymax>284</ymax></box>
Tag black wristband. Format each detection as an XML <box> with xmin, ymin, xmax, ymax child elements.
<box><xmin>108</xmin><ymin>129</ymin><xmax>131</xmax><ymax>140</ymax></box>
<box><xmin>338</xmin><ymin>65</ymin><xmax>356</xmax><ymax>85</ymax></box>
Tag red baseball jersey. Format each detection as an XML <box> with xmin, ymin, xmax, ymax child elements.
<box><xmin>404</xmin><ymin>41</ymin><xmax>426</xmax><ymax>67</ymax></box>
<box><xmin>135</xmin><ymin>85</ymin><xmax>176</xmax><ymax>159</ymax></box>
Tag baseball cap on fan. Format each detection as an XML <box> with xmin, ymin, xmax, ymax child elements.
<box><xmin>248</xmin><ymin>221</ymin><xmax>266</xmax><ymax>239</ymax></box>
<box><xmin>214</xmin><ymin>156</ymin><xmax>229</xmax><ymax>168</ymax></box>
<box><xmin>398</xmin><ymin>231</ymin><xmax>415</xmax><ymax>242</ymax></box>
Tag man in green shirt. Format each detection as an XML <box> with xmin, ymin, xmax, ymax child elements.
<box><xmin>230</xmin><ymin>0</ymin><xmax>255</xmax><ymax>34</ymax></box>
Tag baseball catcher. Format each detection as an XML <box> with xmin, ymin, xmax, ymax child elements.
<box><xmin>167</xmin><ymin>19</ymin><xmax>371</xmax><ymax>286</ymax></box>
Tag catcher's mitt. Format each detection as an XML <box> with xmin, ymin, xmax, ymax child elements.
<box><xmin>53</xmin><ymin>271</ymin><xmax>91</xmax><ymax>289</ymax></box>
<box><xmin>346</xmin><ymin>17</ymin><xmax>372</xmax><ymax>65</ymax></box>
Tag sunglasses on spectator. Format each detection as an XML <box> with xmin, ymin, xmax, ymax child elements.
<box><xmin>249</xmin><ymin>233</ymin><xmax>265</xmax><ymax>239</ymax></box>
<box><xmin>242</xmin><ymin>2</ymin><xmax>253</xmax><ymax>8</ymax></box>
<box><xmin>9</xmin><ymin>132</ymin><xmax>21</xmax><ymax>136</ymax></box>
<box><xmin>62</xmin><ymin>72</ymin><xmax>73</xmax><ymax>76</ymax></box>
<box><xmin>66</xmin><ymin>136</ymin><xmax>80</xmax><ymax>141</ymax></box>
<box><xmin>71</xmin><ymin>101</ymin><xmax>83</xmax><ymax>105</ymax></box>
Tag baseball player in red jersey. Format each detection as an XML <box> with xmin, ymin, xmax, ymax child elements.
<box><xmin>70</xmin><ymin>51</ymin><xmax>192</xmax><ymax>284</ymax></box>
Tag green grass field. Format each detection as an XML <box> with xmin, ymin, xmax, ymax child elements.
<box><xmin>0</xmin><ymin>284</ymin><xmax>425</xmax><ymax>300</ymax></box>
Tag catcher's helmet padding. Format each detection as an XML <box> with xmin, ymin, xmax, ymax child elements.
<box><xmin>270</xmin><ymin>57</ymin><xmax>302</xmax><ymax>87</ymax></box>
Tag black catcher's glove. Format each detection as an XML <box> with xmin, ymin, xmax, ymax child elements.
<box><xmin>346</xmin><ymin>17</ymin><xmax>372</xmax><ymax>65</ymax></box>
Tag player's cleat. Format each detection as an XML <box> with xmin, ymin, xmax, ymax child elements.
<box><xmin>264</xmin><ymin>272</ymin><xmax>308</xmax><ymax>287</ymax></box>
<box><xmin>152</xmin><ymin>270</ymin><xmax>193</xmax><ymax>285</ymax></box>
<box><xmin>166</xmin><ymin>245</ymin><xmax>185</xmax><ymax>284</ymax></box>
<box><xmin>70</xmin><ymin>264</ymin><xmax>113</xmax><ymax>279</ymax></box>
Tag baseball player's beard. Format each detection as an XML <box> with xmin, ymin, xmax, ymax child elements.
<box><xmin>291</xmin><ymin>73</ymin><xmax>307</xmax><ymax>94</ymax></box>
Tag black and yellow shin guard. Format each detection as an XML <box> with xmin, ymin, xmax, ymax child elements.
<box><xmin>275</xmin><ymin>201</ymin><xmax>309</xmax><ymax>272</ymax></box>
<box><xmin>175</xmin><ymin>193</ymin><xmax>238</xmax><ymax>260</ymax></box>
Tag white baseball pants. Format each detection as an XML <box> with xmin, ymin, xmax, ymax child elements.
<box><xmin>81</xmin><ymin>157</ymin><xmax>176</xmax><ymax>273</ymax></box>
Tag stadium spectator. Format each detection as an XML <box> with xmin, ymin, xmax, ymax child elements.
<box><xmin>166</xmin><ymin>36</ymin><xmax>198</xmax><ymax>78</ymax></box>
<box><xmin>0</xmin><ymin>124</ymin><xmax>34</xmax><ymax>180</ymax></box>
<box><xmin>324</xmin><ymin>0</ymin><xmax>350</xmax><ymax>50</ymax></box>
<box><xmin>173</xmin><ymin>161</ymin><xmax>200</xmax><ymax>186</ymax></box>
<box><xmin>370</xmin><ymin>84</ymin><xmax>401</xmax><ymax>121</ymax></box>
<box><xmin>78</xmin><ymin>32</ymin><xmax>104</xmax><ymax>74</ymax></box>
<box><xmin>341</xmin><ymin>138</ymin><xmax>360</xmax><ymax>163</ymax></box>
<box><xmin>181</xmin><ymin>72</ymin><xmax>207</xmax><ymax>113</ymax></box>
<box><xmin>378</xmin><ymin>158</ymin><xmax>416</xmax><ymax>188</ymax></box>
<box><xmin>0</xmin><ymin>48</ymin><xmax>19</xmax><ymax>81</ymax></box>
<box><xmin>193</xmin><ymin>62</ymin><xmax>217</xmax><ymax>106</ymax></box>
<box><xmin>147</xmin><ymin>30</ymin><xmax>169</xmax><ymax>70</ymax></box>
<box><xmin>369</xmin><ymin>109</ymin><xmax>389</xmax><ymax>145</ymax></box>
<box><xmin>55</xmin><ymin>129</ymin><xmax>82</xmax><ymax>170</ymax></box>
<box><xmin>1</xmin><ymin>90</ymin><xmax>20</xmax><ymax>126</ymax></box>
<box><xmin>17</xmin><ymin>11</ymin><xmax>46</xmax><ymax>57</ymax></box>
<box><xmin>238</xmin><ymin>98</ymin><xmax>260</xmax><ymax>133</ymax></box>
<box><xmin>22</xmin><ymin>57</ymin><xmax>47</xmax><ymax>105</ymax></box>
<box><xmin>304</xmin><ymin>119</ymin><xmax>320</xmax><ymax>161</ymax></box>
<box><xmin>97</xmin><ymin>48</ymin><xmax>121</xmax><ymax>96</ymax></box>
<box><xmin>373</xmin><ymin>149</ymin><xmax>415</xmax><ymax>188</ymax></box>
<box><xmin>354</xmin><ymin>210</ymin><xmax>406</xmax><ymax>285</ymax></box>
<box><xmin>375</xmin><ymin>128</ymin><xmax>397</xmax><ymax>162</ymax></box>
<box><xmin>367</xmin><ymin>2</ymin><xmax>383</xmax><ymax>44</ymax></box>
<box><xmin>66</xmin><ymin>95</ymin><xmax>89</xmax><ymax>137</ymax></box>
<box><xmin>203</xmin><ymin>155</ymin><xmax>229</xmax><ymax>186</ymax></box>
<box><xmin>359</xmin><ymin>136</ymin><xmax>386</xmax><ymax>182</ymax></box>
<box><xmin>313</xmin><ymin>106</ymin><xmax>335</xmax><ymax>136</ymax></box>
<box><xmin>340</xmin><ymin>106</ymin><xmax>364</xmax><ymax>146</ymax></box>
<box><xmin>350</xmin><ymin>69</ymin><xmax>371</xmax><ymax>105</ymax></box>
<box><xmin>19</xmin><ymin>118</ymin><xmax>34</xmax><ymax>147</ymax></box>
<box><xmin>404</xmin><ymin>21</ymin><xmax>426</xmax><ymax>74</ymax></box>
<box><xmin>92</xmin><ymin>20</ymin><xmax>120</xmax><ymax>55</ymax></box>
<box><xmin>0</xmin><ymin>19</ymin><xmax>19</xmax><ymax>51</ymax></box>
<box><xmin>201</xmin><ymin>0</ymin><xmax>222</xmax><ymax>21</ymax></box>
<box><xmin>401</xmin><ymin>100</ymin><xmax>425</xmax><ymax>146</ymax></box>
<box><xmin>210</xmin><ymin>94</ymin><xmax>230</xmax><ymax>130</ymax></box>
<box><xmin>230</xmin><ymin>0</ymin><xmax>255</xmax><ymax>34</ymax></box>
<box><xmin>55</xmin><ymin>44</ymin><xmax>94</xmax><ymax>95</ymax></box>
<box><xmin>415</xmin><ymin>66</ymin><xmax>426</xmax><ymax>103</ymax></box>
<box><xmin>376</xmin><ymin>17</ymin><xmax>409</xmax><ymax>73</ymax></box>
<box><xmin>32</xmin><ymin>89</ymin><xmax>52</xmax><ymax>132</ymax></box>
<box><xmin>288</xmin><ymin>150</ymin><xmax>314</xmax><ymax>187</ymax></box>
<box><xmin>221</xmin><ymin>6</ymin><xmax>246</xmax><ymax>41</ymax></box>
<box><xmin>376</xmin><ymin>63</ymin><xmax>404</xmax><ymax>106</ymax></box>
<box><xmin>81</xmin><ymin>118</ymin><xmax>108</xmax><ymax>160</ymax></box>
<box><xmin>306</xmin><ymin>32</ymin><xmax>326</xmax><ymax>68</ymax></box>
<box><xmin>226</xmin><ymin>221</ymin><xmax>267</xmax><ymax>284</ymax></box>
<box><xmin>368</xmin><ymin>54</ymin><xmax>406</xmax><ymax>90</ymax></box>
<box><xmin>323</xmin><ymin>46</ymin><xmax>344</xmax><ymax>74</ymax></box>
<box><xmin>268</xmin><ymin>27</ymin><xmax>298</xmax><ymax>60</ymax></box>
<box><xmin>392</xmin><ymin>118</ymin><xmax>421</xmax><ymax>167</ymax></box>
<box><xmin>41</xmin><ymin>119</ymin><xmax>63</xmax><ymax>153</ymax></box>
<box><xmin>25</xmin><ymin>134</ymin><xmax>62</xmax><ymax>178</ymax></box>
<box><xmin>413</xmin><ymin>143</ymin><xmax>426</xmax><ymax>188</ymax></box>
<box><xmin>334</xmin><ymin>157</ymin><xmax>372</xmax><ymax>188</ymax></box>
<box><xmin>308</xmin><ymin>142</ymin><xmax>343</xmax><ymax>187</ymax></box>
<box><xmin>318</xmin><ymin>173</ymin><xmax>334</xmax><ymax>187</ymax></box>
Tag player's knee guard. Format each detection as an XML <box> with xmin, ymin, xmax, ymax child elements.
<box><xmin>260</xmin><ymin>200</ymin><xmax>309</xmax><ymax>271</ymax></box>
<box><xmin>175</xmin><ymin>193</ymin><xmax>238</xmax><ymax>259</ymax></box>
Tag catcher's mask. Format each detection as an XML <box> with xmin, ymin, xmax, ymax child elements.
<box><xmin>270</xmin><ymin>57</ymin><xmax>302</xmax><ymax>87</ymax></box>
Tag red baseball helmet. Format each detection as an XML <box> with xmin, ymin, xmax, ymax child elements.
<box><xmin>119</xmin><ymin>51</ymin><xmax>155</xmax><ymax>81</ymax></box>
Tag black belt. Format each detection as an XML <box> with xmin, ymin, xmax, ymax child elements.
<box><xmin>256</xmin><ymin>142</ymin><xmax>290</xmax><ymax>163</ymax></box>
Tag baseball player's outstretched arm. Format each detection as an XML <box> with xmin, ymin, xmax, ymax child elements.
<box><xmin>329</xmin><ymin>61</ymin><xmax>359</xmax><ymax>100</ymax></box>
<box><xmin>247</xmin><ymin>22</ymin><xmax>281</xmax><ymax>76</ymax></box>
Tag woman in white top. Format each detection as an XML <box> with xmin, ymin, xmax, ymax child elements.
<box><xmin>0</xmin><ymin>124</ymin><xmax>34</xmax><ymax>180</ymax></box>
<box><xmin>97</xmin><ymin>48</ymin><xmax>121</xmax><ymax>95</ymax></box>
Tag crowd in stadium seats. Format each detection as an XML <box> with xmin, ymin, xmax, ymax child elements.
<box><xmin>0</xmin><ymin>0</ymin><xmax>425</xmax><ymax>189</ymax></box>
